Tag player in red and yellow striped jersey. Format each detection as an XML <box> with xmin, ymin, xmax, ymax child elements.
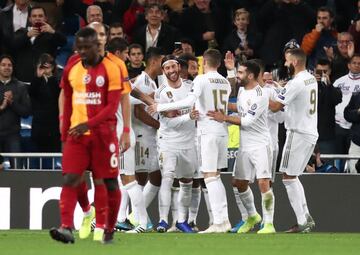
<box><xmin>50</xmin><ymin>27</ymin><xmax>122</xmax><ymax>244</ymax></box>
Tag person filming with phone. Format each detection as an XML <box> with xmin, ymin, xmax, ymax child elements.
<box><xmin>313</xmin><ymin>58</ymin><xmax>342</xmax><ymax>157</ymax></box>
<box><xmin>12</xmin><ymin>6</ymin><xmax>66</xmax><ymax>84</ymax></box>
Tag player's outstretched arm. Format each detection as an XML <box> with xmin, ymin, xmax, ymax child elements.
<box><xmin>134</xmin><ymin>104</ymin><xmax>160</xmax><ymax>129</ymax></box>
<box><xmin>131</xmin><ymin>87</ymin><xmax>155</xmax><ymax>106</ymax></box>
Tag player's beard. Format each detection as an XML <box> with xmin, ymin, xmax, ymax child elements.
<box><xmin>165</xmin><ymin>71</ymin><xmax>180</xmax><ymax>82</ymax></box>
<box><xmin>239</xmin><ymin>77</ymin><xmax>249</xmax><ymax>87</ymax></box>
<box><xmin>287</xmin><ymin>63</ymin><xmax>295</xmax><ymax>77</ymax></box>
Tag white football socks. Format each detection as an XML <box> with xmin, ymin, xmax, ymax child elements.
<box><xmin>283</xmin><ymin>178</ymin><xmax>307</xmax><ymax>225</ymax></box>
<box><xmin>188</xmin><ymin>187</ymin><xmax>201</xmax><ymax>224</ymax></box>
<box><xmin>204</xmin><ymin>176</ymin><xmax>228</xmax><ymax>225</ymax></box>
<box><xmin>202</xmin><ymin>188</ymin><xmax>213</xmax><ymax>225</ymax></box>
<box><xmin>118</xmin><ymin>185</ymin><xmax>129</xmax><ymax>222</ymax></box>
<box><xmin>233</xmin><ymin>187</ymin><xmax>248</xmax><ymax>221</ymax></box>
<box><xmin>178</xmin><ymin>181</ymin><xmax>193</xmax><ymax>223</ymax></box>
<box><xmin>295</xmin><ymin>178</ymin><xmax>310</xmax><ymax>215</ymax></box>
<box><xmin>158</xmin><ymin>177</ymin><xmax>173</xmax><ymax>223</ymax></box>
<box><xmin>261</xmin><ymin>189</ymin><xmax>275</xmax><ymax>224</ymax></box>
<box><xmin>124</xmin><ymin>180</ymin><xmax>148</xmax><ymax>229</ymax></box>
<box><xmin>171</xmin><ymin>187</ymin><xmax>179</xmax><ymax>225</ymax></box>
<box><xmin>238</xmin><ymin>187</ymin><xmax>257</xmax><ymax>217</ymax></box>
<box><xmin>143</xmin><ymin>181</ymin><xmax>160</xmax><ymax>208</ymax></box>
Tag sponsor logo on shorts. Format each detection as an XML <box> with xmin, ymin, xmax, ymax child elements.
<box><xmin>96</xmin><ymin>76</ymin><xmax>105</xmax><ymax>87</ymax></box>
<box><xmin>109</xmin><ymin>143</ymin><xmax>116</xmax><ymax>153</ymax></box>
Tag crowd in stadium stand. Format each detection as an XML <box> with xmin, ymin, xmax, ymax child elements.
<box><xmin>0</xmin><ymin>0</ymin><xmax>360</xmax><ymax>173</ymax></box>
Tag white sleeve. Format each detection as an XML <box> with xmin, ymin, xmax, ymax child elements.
<box><xmin>241</xmin><ymin>96</ymin><xmax>268</xmax><ymax>127</ymax></box>
<box><xmin>275</xmin><ymin>80</ymin><xmax>302</xmax><ymax>106</ymax></box>
<box><xmin>157</xmin><ymin>78</ymin><xmax>202</xmax><ymax>112</ymax></box>
<box><xmin>268</xmin><ymin>87</ymin><xmax>285</xmax><ymax>123</ymax></box>
<box><xmin>160</xmin><ymin>114</ymin><xmax>192</xmax><ymax>129</ymax></box>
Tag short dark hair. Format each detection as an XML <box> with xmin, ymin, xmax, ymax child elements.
<box><xmin>180</xmin><ymin>38</ymin><xmax>195</xmax><ymax>52</ymax></box>
<box><xmin>203</xmin><ymin>49</ymin><xmax>222</xmax><ymax>68</ymax></box>
<box><xmin>129</xmin><ymin>43</ymin><xmax>144</xmax><ymax>54</ymax></box>
<box><xmin>316</xmin><ymin>58</ymin><xmax>331</xmax><ymax>67</ymax></box>
<box><xmin>178</xmin><ymin>53</ymin><xmax>198</xmax><ymax>64</ymax></box>
<box><xmin>106</xmin><ymin>37</ymin><xmax>129</xmax><ymax>53</ymax></box>
<box><xmin>251</xmin><ymin>58</ymin><xmax>265</xmax><ymax>74</ymax></box>
<box><xmin>0</xmin><ymin>54</ymin><xmax>15</xmax><ymax>66</ymax></box>
<box><xmin>318</xmin><ymin>6</ymin><xmax>334</xmax><ymax>18</ymax></box>
<box><xmin>37</xmin><ymin>53</ymin><xmax>57</xmax><ymax>74</ymax></box>
<box><xmin>241</xmin><ymin>60</ymin><xmax>260</xmax><ymax>80</ymax></box>
<box><xmin>30</xmin><ymin>6</ymin><xmax>47</xmax><ymax>17</ymax></box>
<box><xmin>287</xmin><ymin>48</ymin><xmax>307</xmax><ymax>65</ymax></box>
<box><xmin>145</xmin><ymin>3</ymin><xmax>164</xmax><ymax>15</ymax></box>
<box><xmin>76</xmin><ymin>27</ymin><xmax>98</xmax><ymax>40</ymax></box>
<box><xmin>145</xmin><ymin>47</ymin><xmax>163</xmax><ymax>64</ymax></box>
<box><xmin>350</xmin><ymin>53</ymin><xmax>360</xmax><ymax>63</ymax></box>
<box><xmin>161</xmin><ymin>54</ymin><xmax>179</xmax><ymax>68</ymax></box>
<box><xmin>109</xmin><ymin>22</ymin><xmax>123</xmax><ymax>29</ymax></box>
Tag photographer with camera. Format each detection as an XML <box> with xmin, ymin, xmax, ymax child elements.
<box><xmin>12</xmin><ymin>6</ymin><xmax>66</xmax><ymax>83</ymax></box>
<box><xmin>28</xmin><ymin>53</ymin><xmax>61</xmax><ymax>156</ymax></box>
<box><xmin>314</xmin><ymin>59</ymin><xmax>342</xmax><ymax>156</ymax></box>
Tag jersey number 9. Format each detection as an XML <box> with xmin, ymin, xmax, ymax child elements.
<box><xmin>309</xmin><ymin>89</ymin><xmax>316</xmax><ymax>115</ymax></box>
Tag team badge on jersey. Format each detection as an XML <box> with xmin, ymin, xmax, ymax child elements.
<box><xmin>109</xmin><ymin>143</ymin><xmax>116</xmax><ymax>153</ymax></box>
<box><xmin>96</xmin><ymin>76</ymin><xmax>105</xmax><ymax>87</ymax></box>
<box><xmin>83</xmin><ymin>74</ymin><xmax>91</xmax><ymax>85</ymax></box>
<box><xmin>251</xmin><ymin>103</ymin><xmax>257</xmax><ymax>110</ymax></box>
<box><xmin>166</xmin><ymin>91</ymin><xmax>173</xmax><ymax>99</ymax></box>
<box><xmin>278</xmin><ymin>88</ymin><xmax>286</xmax><ymax>100</ymax></box>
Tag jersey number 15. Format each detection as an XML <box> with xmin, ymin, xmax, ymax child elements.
<box><xmin>212</xmin><ymin>89</ymin><xmax>227</xmax><ymax>111</ymax></box>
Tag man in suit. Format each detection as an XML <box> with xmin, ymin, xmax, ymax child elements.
<box><xmin>132</xmin><ymin>3</ymin><xmax>179</xmax><ymax>55</ymax></box>
<box><xmin>0</xmin><ymin>0</ymin><xmax>31</xmax><ymax>55</ymax></box>
<box><xmin>12</xmin><ymin>6</ymin><xmax>66</xmax><ymax>83</ymax></box>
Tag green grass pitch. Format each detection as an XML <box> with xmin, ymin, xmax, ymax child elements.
<box><xmin>1</xmin><ymin>230</ymin><xmax>360</xmax><ymax>255</ymax></box>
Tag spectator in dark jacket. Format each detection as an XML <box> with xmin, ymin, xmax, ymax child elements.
<box><xmin>28</xmin><ymin>53</ymin><xmax>60</xmax><ymax>153</ymax></box>
<box><xmin>12</xmin><ymin>6</ymin><xmax>66</xmax><ymax>83</ymax></box>
<box><xmin>132</xmin><ymin>3</ymin><xmax>179</xmax><ymax>55</ymax></box>
<box><xmin>258</xmin><ymin>0</ymin><xmax>315</xmax><ymax>69</ymax></box>
<box><xmin>222</xmin><ymin>8</ymin><xmax>261</xmax><ymax>60</ymax></box>
<box><xmin>344</xmin><ymin>91</ymin><xmax>360</xmax><ymax>173</ymax></box>
<box><xmin>314</xmin><ymin>59</ymin><xmax>342</xmax><ymax>155</ymax></box>
<box><xmin>179</xmin><ymin>0</ymin><xmax>231</xmax><ymax>56</ymax></box>
<box><xmin>0</xmin><ymin>0</ymin><xmax>31</xmax><ymax>55</ymax></box>
<box><xmin>0</xmin><ymin>55</ymin><xmax>31</xmax><ymax>168</ymax></box>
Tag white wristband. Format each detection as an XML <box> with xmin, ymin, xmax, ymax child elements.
<box><xmin>227</xmin><ymin>69</ymin><xmax>236</xmax><ymax>78</ymax></box>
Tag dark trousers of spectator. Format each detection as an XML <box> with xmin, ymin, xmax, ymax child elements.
<box><xmin>0</xmin><ymin>134</ymin><xmax>21</xmax><ymax>169</ymax></box>
<box><xmin>318</xmin><ymin>139</ymin><xmax>337</xmax><ymax>165</ymax></box>
<box><xmin>32</xmin><ymin>135</ymin><xmax>61</xmax><ymax>169</ymax></box>
<box><xmin>334</xmin><ymin>124</ymin><xmax>351</xmax><ymax>172</ymax></box>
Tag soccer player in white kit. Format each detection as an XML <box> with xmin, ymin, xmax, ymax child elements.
<box><xmin>208</xmin><ymin>60</ymin><xmax>276</xmax><ymax>234</ymax></box>
<box><xmin>155</xmin><ymin>55</ymin><xmax>198</xmax><ymax>233</ymax></box>
<box><xmin>148</xmin><ymin>49</ymin><xmax>232</xmax><ymax>233</ymax></box>
<box><xmin>269</xmin><ymin>48</ymin><xmax>317</xmax><ymax>233</ymax></box>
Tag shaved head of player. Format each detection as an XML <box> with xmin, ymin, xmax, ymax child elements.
<box><xmin>75</xmin><ymin>27</ymin><xmax>101</xmax><ymax>67</ymax></box>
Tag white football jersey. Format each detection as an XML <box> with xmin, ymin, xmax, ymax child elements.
<box><xmin>157</xmin><ymin>71</ymin><xmax>231</xmax><ymax>135</ymax></box>
<box><xmin>333</xmin><ymin>73</ymin><xmax>360</xmax><ymax>129</ymax></box>
<box><xmin>237</xmin><ymin>85</ymin><xmax>271</xmax><ymax>151</ymax></box>
<box><xmin>155</xmin><ymin>79</ymin><xmax>196</xmax><ymax>150</ymax></box>
<box><xmin>263</xmin><ymin>84</ymin><xmax>285</xmax><ymax>149</ymax></box>
<box><xmin>131</xmin><ymin>71</ymin><xmax>158</xmax><ymax>139</ymax></box>
<box><xmin>276</xmin><ymin>70</ymin><xmax>318</xmax><ymax>143</ymax></box>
